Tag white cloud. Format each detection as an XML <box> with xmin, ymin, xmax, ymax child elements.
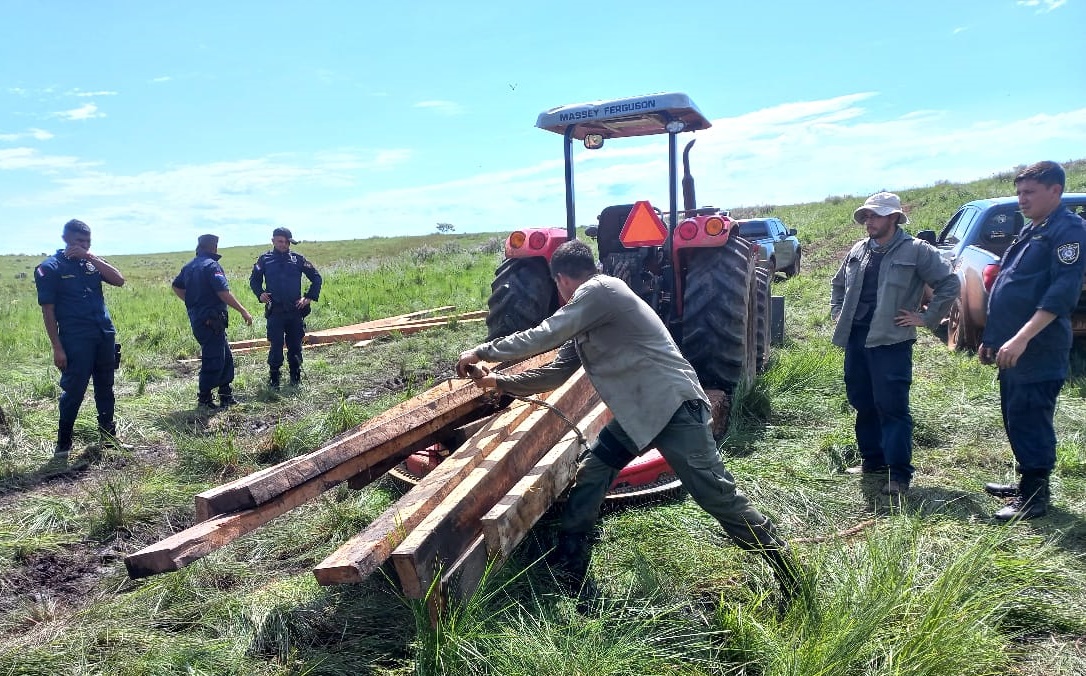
<box><xmin>151</xmin><ymin>76</ymin><xmax>172</xmax><ymax>83</ymax></box>
<box><xmin>69</xmin><ymin>89</ymin><xmax>118</xmax><ymax>97</ymax></box>
<box><xmin>52</xmin><ymin>103</ymin><xmax>105</xmax><ymax>121</ymax></box>
<box><xmin>0</xmin><ymin>147</ymin><xmax>92</xmax><ymax>171</ymax></box>
<box><xmin>413</xmin><ymin>100</ymin><xmax>464</xmax><ymax>116</ymax></box>
<box><xmin>0</xmin><ymin>128</ymin><xmax>54</xmax><ymax>142</ymax></box>
<box><xmin>952</xmin><ymin>26</ymin><xmax>968</xmax><ymax>35</ymax></box>
<box><xmin>1016</xmin><ymin>0</ymin><xmax>1067</xmax><ymax>11</ymax></box>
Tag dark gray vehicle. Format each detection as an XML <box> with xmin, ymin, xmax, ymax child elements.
<box><xmin>923</xmin><ymin>193</ymin><xmax>1086</xmax><ymax>350</ymax></box>
<box><xmin>736</xmin><ymin>217</ymin><xmax>801</xmax><ymax>277</ymax></box>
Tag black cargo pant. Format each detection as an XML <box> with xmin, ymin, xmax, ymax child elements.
<box><xmin>562</xmin><ymin>399</ymin><xmax>786</xmax><ymax>552</ymax></box>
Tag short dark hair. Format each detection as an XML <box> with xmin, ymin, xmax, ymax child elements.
<box><xmin>1014</xmin><ymin>161</ymin><xmax>1065</xmax><ymax>190</ymax></box>
<box><xmin>63</xmin><ymin>219</ymin><xmax>91</xmax><ymax>235</ymax></box>
<box><xmin>549</xmin><ymin>240</ymin><xmax>597</xmax><ymax>280</ymax></box>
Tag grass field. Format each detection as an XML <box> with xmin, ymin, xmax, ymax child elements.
<box><xmin>1</xmin><ymin>162</ymin><xmax>1084</xmax><ymax>675</ymax></box>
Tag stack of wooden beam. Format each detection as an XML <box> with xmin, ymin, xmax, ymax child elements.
<box><xmin>227</xmin><ymin>306</ymin><xmax>487</xmax><ymax>355</ymax></box>
<box><xmin>125</xmin><ymin>351</ymin><xmax>607</xmax><ymax>611</ymax></box>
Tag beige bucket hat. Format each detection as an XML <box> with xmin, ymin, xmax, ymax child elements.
<box><xmin>853</xmin><ymin>192</ymin><xmax>909</xmax><ymax>225</ymax></box>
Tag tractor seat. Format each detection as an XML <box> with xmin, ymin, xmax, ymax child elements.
<box><xmin>596</xmin><ymin>204</ymin><xmax>635</xmax><ymax>259</ymax></box>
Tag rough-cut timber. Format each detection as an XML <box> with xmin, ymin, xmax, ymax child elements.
<box><xmin>227</xmin><ymin>307</ymin><xmax>456</xmax><ymax>350</ymax></box>
<box><xmin>125</xmin><ymin>451</ymin><xmax>405</xmax><ymax>578</ymax></box>
<box><xmin>195</xmin><ymin>352</ymin><xmax>553</xmax><ymax>520</ymax></box>
<box><xmin>390</xmin><ymin>369</ymin><xmax>599</xmax><ymax>598</ymax></box>
<box><xmin>481</xmin><ymin>401</ymin><xmax>611</xmax><ymax>560</ymax></box>
<box><xmin>312</xmin><ymin>399</ymin><xmax>541</xmax><ymax>586</ymax></box>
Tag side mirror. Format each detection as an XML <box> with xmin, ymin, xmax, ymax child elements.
<box><xmin>916</xmin><ymin>229</ymin><xmax>937</xmax><ymax>246</ymax></box>
<box><xmin>584</xmin><ymin>134</ymin><xmax>604</xmax><ymax>150</ymax></box>
<box><xmin>584</xmin><ymin>225</ymin><xmax>599</xmax><ymax>239</ymax></box>
<box><xmin>787</xmin><ymin>228</ymin><xmax>797</xmax><ymax>237</ymax></box>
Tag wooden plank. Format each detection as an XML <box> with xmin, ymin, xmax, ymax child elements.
<box><xmin>481</xmin><ymin>402</ymin><xmax>611</xmax><ymax>561</ymax></box>
<box><xmin>194</xmin><ymin>351</ymin><xmax>554</xmax><ymax>520</ymax></box>
<box><xmin>301</xmin><ymin>316</ymin><xmax>484</xmax><ymax>346</ymax></box>
<box><xmin>390</xmin><ymin>370</ymin><xmax>599</xmax><ymax>598</ymax></box>
<box><xmin>226</xmin><ymin>307</ymin><xmax>457</xmax><ymax>350</ymax></box>
<box><xmin>312</xmin><ymin>398</ymin><xmax>541</xmax><ymax>586</ymax></box>
<box><xmin>124</xmin><ymin>450</ymin><xmax>408</xmax><ymax>579</ymax></box>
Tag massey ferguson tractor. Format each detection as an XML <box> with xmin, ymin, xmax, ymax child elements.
<box><xmin>488</xmin><ymin>92</ymin><xmax>770</xmax><ymax>393</ymax></box>
<box><xmin>397</xmin><ymin>93</ymin><xmax>772</xmax><ymax>504</ymax></box>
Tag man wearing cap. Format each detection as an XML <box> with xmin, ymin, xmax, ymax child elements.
<box><xmin>172</xmin><ymin>234</ymin><xmax>253</xmax><ymax>410</ymax></box>
<box><xmin>35</xmin><ymin>219</ymin><xmax>127</xmax><ymax>469</ymax></box>
<box><xmin>249</xmin><ymin>227</ymin><xmax>322</xmax><ymax>389</ymax></box>
<box><xmin>830</xmin><ymin>192</ymin><xmax>959</xmax><ymax>496</ymax></box>
<box><xmin>979</xmin><ymin>161</ymin><xmax>1086</xmax><ymax>520</ymax></box>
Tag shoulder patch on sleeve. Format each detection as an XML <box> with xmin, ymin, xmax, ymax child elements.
<box><xmin>1057</xmin><ymin>242</ymin><xmax>1080</xmax><ymax>265</ymax></box>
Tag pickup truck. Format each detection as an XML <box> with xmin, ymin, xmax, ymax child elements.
<box><xmin>922</xmin><ymin>193</ymin><xmax>1086</xmax><ymax>350</ymax></box>
<box><xmin>736</xmin><ymin>217</ymin><xmax>802</xmax><ymax>277</ymax></box>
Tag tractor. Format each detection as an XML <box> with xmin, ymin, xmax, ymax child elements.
<box><xmin>397</xmin><ymin>93</ymin><xmax>772</xmax><ymax>504</ymax></box>
<box><xmin>488</xmin><ymin>92</ymin><xmax>771</xmax><ymax>398</ymax></box>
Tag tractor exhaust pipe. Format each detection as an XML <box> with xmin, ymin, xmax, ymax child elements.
<box><xmin>681</xmin><ymin>139</ymin><xmax>696</xmax><ymax>214</ymax></box>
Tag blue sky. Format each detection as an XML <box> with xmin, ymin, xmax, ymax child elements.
<box><xmin>1</xmin><ymin>0</ymin><xmax>1084</xmax><ymax>256</ymax></box>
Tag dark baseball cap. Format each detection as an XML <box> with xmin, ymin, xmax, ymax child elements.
<box><xmin>272</xmin><ymin>227</ymin><xmax>299</xmax><ymax>244</ymax></box>
<box><xmin>197</xmin><ymin>233</ymin><xmax>219</xmax><ymax>251</ymax></box>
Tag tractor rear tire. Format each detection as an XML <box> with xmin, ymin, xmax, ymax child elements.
<box><xmin>682</xmin><ymin>236</ymin><xmax>757</xmax><ymax>391</ymax></box>
<box><xmin>486</xmin><ymin>257</ymin><xmax>558</xmax><ymax>341</ymax></box>
<box><xmin>753</xmin><ymin>266</ymin><xmax>772</xmax><ymax>371</ymax></box>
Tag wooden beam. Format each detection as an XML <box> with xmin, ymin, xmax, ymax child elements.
<box><xmin>301</xmin><ymin>316</ymin><xmax>484</xmax><ymax>346</ymax></box>
<box><xmin>194</xmin><ymin>352</ymin><xmax>553</xmax><ymax>520</ymax></box>
<box><xmin>227</xmin><ymin>306</ymin><xmax>458</xmax><ymax>350</ymax></box>
<box><xmin>124</xmin><ymin>450</ymin><xmax>407</xmax><ymax>578</ymax></box>
<box><xmin>390</xmin><ymin>370</ymin><xmax>599</xmax><ymax>598</ymax></box>
<box><xmin>311</xmin><ymin>398</ymin><xmax>540</xmax><ymax>586</ymax></box>
<box><xmin>481</xmin><ymin>402</ymin><xmax>611</xmax><ymax>561</ymax></box>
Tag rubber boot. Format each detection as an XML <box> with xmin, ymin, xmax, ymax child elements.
<box><xmin>549</xmin><ymin>531</ymin><xmax>599</xmax><ymax>609</ymax></box>
<box><xmin>995</xmin><ymin>472</ymin><xmax>1050</xmax><ymax>521</ymax></box>
<box><xmin>759</xmin><ymin>546</ymin><xmax>807</xmax><ymax>614</ymax></box>
<box><xmin>268</xmin><ymin>369</ymin><xmax>281</xmax><ymax>391</ymax></box>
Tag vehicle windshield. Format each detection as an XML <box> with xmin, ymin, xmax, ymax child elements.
<box><xmin>738</xmin><ymin>221</ymin><xmax>770</xmax><ymax>238</ymax></box>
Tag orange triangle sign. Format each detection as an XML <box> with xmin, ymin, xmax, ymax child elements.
<box><xmin>619</xmin><ymin>201</ymin><xmax>668</xmax><ymax>247</ymax></box>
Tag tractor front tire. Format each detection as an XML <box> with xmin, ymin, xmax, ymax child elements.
<box><xmin>486</xmin><ymin>257</ymin><xmax>558</xmax><ymax>341</ymax></box>
<box><xmin>753</xmin><ymin>266</ymin><xmax>772</xmax><ymax>372</ymax></box>
<box><xmin>682</xmin><ymin>237</ymin><xmax>757</xmax><ymax>391</ymax></box>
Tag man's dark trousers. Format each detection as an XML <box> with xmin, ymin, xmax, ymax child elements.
<box><xmin>194</xmin><ymin>322</ymin><xmax>235</xmax><ymax>396</ymax></box>
<box><xmin>267</xmin><ymin>311</ymin><xmax>305</xmax><ymax>378</ymax></box>
<box><xmin>999</xmin><ymin>378</ymin><xmax>1062</xmax><ymax>473</ymax></box>
<box><xmin>58</xmin><ymin>328</ymin><xmax>115</xmax><ymax>429</ymax></box>
<box><xmin>843</xmin><ymin>324</ymin><xmax>914</xmax><ymax>483</ymax></box>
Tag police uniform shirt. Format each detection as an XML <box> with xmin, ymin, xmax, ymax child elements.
<box><xmin>249</xmin><ymin>250</ymin><xmax>322</xmax><ymax>309</ymax></box>
<box><xmin>173</xmin><ymin>252</ymin><xmax>231</xmax><ymax>324</ymax></box>
<box><xmin>35</xmin><ymin>249</ymin><xmax>115</xmax><ymax>335</ymax></box>
<box><xmin>983</xmin><ymin>205</ymin><xmax>1086</xmax><ymax>383</ymax></box>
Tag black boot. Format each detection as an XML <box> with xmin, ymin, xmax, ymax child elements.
<box><xmin>995</xmin><ymin>472</ymin><xmax>1050</xmax><ymax>521</ymax></box>
<box><xmin>288</xmin><ymin>367</ymin><xmax>301</xmax><ymax>387</ymax></box>
<box><xmin>984</xmin><ymin>481</ymin><xmax>1019</xmax><ymax>498</ymax></box>
<box><xmin>759</xmin><ymin>546</ymin><xmax>807</xmax><ymax>613</ymax></box>
<box><xmin>549</xmin><ymin>531</ymin><xmax>599</xmax><ymax>607</ymax></box>
<box><xmin>218</xmin><ymin>385</ymin><xmax>239</xmax><ymax>408</ymax></box>
<box><xmin>54</xmin><ymin>420</ymin><xmax>74</xmax><ymax>458</ymax></box>
<box><xmin>268</xmin><ymin>369</ymin><xmax>281</xmax><ymax>391</ymax></box>
<box><xmin>197</xmin><ymin>391</ymin><xmax>219</xmax><ymax>411</ymax></box>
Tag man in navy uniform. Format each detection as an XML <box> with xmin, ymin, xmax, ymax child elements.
<box><xmin>172</xmin><ymin>234</ymin><xmax>253</xmax><ymax>410</ymax></box>
<box><xmin>35</xmin><ymin>219</ymin><xmax>127</xmax><ymax>468</ymax></box>
<box><xmin>249</xmin><ymin>227</ymin><xmax>322</xmax><ymax>389</ymax></box>
<box><xmin>980</xmin><ymin>161</ymin><xmax>1086</xmax><ymax>520</ymax></box>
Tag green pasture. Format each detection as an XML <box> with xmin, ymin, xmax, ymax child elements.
<box><xmin>0</xmin><ymin>163</ymin><xmax>1084</xmax><ymax>675</ymax></box>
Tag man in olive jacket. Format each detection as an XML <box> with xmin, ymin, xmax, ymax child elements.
<box><xmin>458</xmin><ymin>240</ymin><xmax>800</xmax><ymax>605</ymax></box>
<box><xmin>831</xmin><ymin>192</ymin><xmax>959</xmax><ymax>496</ymax></box>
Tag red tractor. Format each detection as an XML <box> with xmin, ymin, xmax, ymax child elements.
<box><xmin>478</xmin><ymin>92</ymin><xmax>773</xmax><ymax>502</ymax></box>
<box><xmin>488</xmin><ymin>92</ymin><xmax>770</xmax><ymax>396</ymax></box>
